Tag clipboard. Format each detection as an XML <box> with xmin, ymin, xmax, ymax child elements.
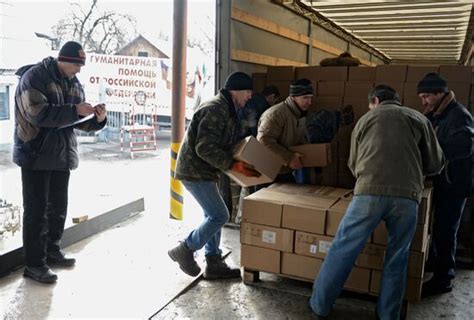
<box><xmin>58</xmin><ymin>113</ymin><xmax>95</xmax><ymax>130</ymax></box>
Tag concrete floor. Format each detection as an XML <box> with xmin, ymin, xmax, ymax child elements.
<box><xmin>1</xmin><ymin>139</ymin><xmax>473</xmax><ymax>319</ymax></box>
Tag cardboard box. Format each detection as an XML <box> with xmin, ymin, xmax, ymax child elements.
<box><xmin>356</xmin><ymin>244</ymin><xmax>385</xmax><ymax>270</ymax></box>
<box><xmin>252</xmin><ymin>73</ymin><xmax>267</xmax><ymax>93</ymax></box>
<box><xmin>281</xmin><ymin>252</ymin><xmax>322</xmax><ymax>280</ymax></box>
<box><xmin>289</xmin><ymin>143</ymin><xmax>331</xmax><ymax>167</ymax></box>
<box><xmin>317</xmin><ymin>81</ymin><xmax>345</xmax><ymax>96</ymax></box>
<box><xmin>295</xmin><ymin>231</ymin><xmax>334</xmax><ymax>259</ymax></box>
<box><xmin>419</xmin><ymin>187</ymin><xmax>433</xmax><ymax>225</ymax></box>
<box><xmin>448</xmin><ymin>82</ymin><xmax>470</xmax><ymax>107</ymax></box>
<box><xmin>439</xmin><ymin>65</ymin><xmax>472</xmax><ymax>83</ymax></box>
<box><xmin>267</xmin><ymin>66</ymin><xmax>295</xmax><ymax>81</ymax></box>
<box><xmin>375</xmin><ymin>65</ymin><xmax>407</xmax><ymax>82</ymax></box>
<box><xmin>226</xmin><ymin>136</ymin><xmax>284</xmax><ymax>187</ymax></box>
<box><xmin>406</xmin><ymin>66</ymin><xmax>439</xmax><ymax>82</ymax></box>
<box><xmin>268</xmin><ymin>183</ymin><xmax>352</xmax><ymax>199</ymax></box>
<box><xmin>348</xmin><ymin>67</ymin><xmax>376</xmax><ymax>81</ymax></box>
<box><xmin>316</xmin><ymin>66</ymin><xmax>348</xmax><ymax>81</ymax></box>
<box><xmin>242</xmin><ymin>188</ymin><xmax>288</xmax><ymax>227</ymax></box>
<box><xmin>344</xmin><ymin>81</ymin><xmax>374</xmax><ymax>98</ymax></box>
<box><xmin>344</xmin><ymin>267</ymin><xmax>371</xmax><ymax>293</ymax></box>
<box><xmin>370</xmin><ymin>270</ymin><xmax>422</xmax><ymax>301</ymax></box>
<box><xmin>241</xmin><ymin>244</ymin><xmax>280</xmax><ymax>274</ymax></box>
<box><xmin>326</xmin><ymin>198</ymin><xmax>351</xmax><ymax>236</ymax></box>
<box><xmin>282</xmin><ymin>194</ymin><xmax>337</xmax><ymax>234</ymax></box>
<box><xmin>240</xmin><ymin>222</ymin><xmax>294</xmax><ymax>252</ymax></box>
<box><xmin>403</xmin><ymin>97</ymin><xmax>424</xmax><ymax>113</ymax></box>
<box><xmin>403</xmin><ymin>82</ymin><xmax>420</xmax><ymax>101</ymax></box>
<box><xmin>408</xmin><ymin>250</ymin><xmax>426</xmax><ymax>278</ymax></box>
<box><xmin>295</xmin><ymin>66</ymin><xmax>319</xmax><ymax>80</ymax></box>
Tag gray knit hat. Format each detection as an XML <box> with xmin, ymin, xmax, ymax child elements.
<box><xmin>290</xmin><ymin>78</ymin><xmax>314</xmax><ymax>96</ymax></box>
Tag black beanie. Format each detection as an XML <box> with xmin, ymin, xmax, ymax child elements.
<box><xmin>224</xmin><ymin>72</ymin><xmax>253</xmax><ymax>91</ymax></box>
<box><xmin>417</xmin><ymin>73</ymin><xmax>448</xmax><ymax>94</ymax></box>
<box><xmin>290</xmin><ymin>78</ymin><xmax>314</xmax><ymax>96</ymax></box>
<box><xmin>58</xmin><ymin>41</ymin><xmax>86</xmax><ymax>65</ymax></box>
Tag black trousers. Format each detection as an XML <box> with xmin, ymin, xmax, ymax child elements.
<box><xmin>429</xmin><ymin>188</ymin><xmax>467</xmax><ymax>282</ymax></box>
<box><xmin>21</xmin><ymin>168</ymin><xmax>70</xmax><ymax>267</ymax></box>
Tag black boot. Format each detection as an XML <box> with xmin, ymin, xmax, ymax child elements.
<box><xmin>203</xmin><ymin>255</ymin><xmax>241</xmax><ymax>280</ymax></box>
<box><xmin>23</xmin><ymin>266</ymin><xmax>58</xmax><ymax>284</ymax></box>
<box><xmin>168</xmin><ymin>242</ymin><xmax>201</xmax><ymax>277</ymax></box>
<box><xmin>47</xmin><ymin>251</ymin><xmax>76</xmax><ymax>267</ymax></box>
<box><xmin>422</xmin><ymin>277</ymin><xmax>453</xmax><ymax>298</ymax></box>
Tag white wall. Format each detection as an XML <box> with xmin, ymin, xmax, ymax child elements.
<box><xmin>0</xmin><ymin>74</ymin><xmax>17</xmax><ymax>146</ymax></box>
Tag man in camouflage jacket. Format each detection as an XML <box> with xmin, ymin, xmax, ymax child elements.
<box><xmin>14</xmin><ymin>41</ymin><xmax>107</xmax><ymax>284</ymax></box>
<box><xmin>169</xmin><ymin>72</ymin><xmax>256</xmax><ymax>279</ymax></box>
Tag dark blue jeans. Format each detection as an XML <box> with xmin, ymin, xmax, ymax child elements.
<box><xmin>429</xmin><ymin>188</ymin><xmax>467</xmax><ymax>281</ymax></box>
<box><xmin>310</xmin><ymin>195</ymin><xmax>418</xmax><ymax>320</ymax></box>
<box><xmin>182</xmin><ymin>180</ymin><xmax>229</xmax><ymax>257</ymax></box>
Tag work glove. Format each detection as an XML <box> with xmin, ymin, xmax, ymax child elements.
<box><xmin>231</xmin><ymin>161</ymin><xmax>261</xmax><ymax>177</ymax></box>
<box><xmin>336</xmin><ymin>104</ymin><xmax>354</xmax><ymax>127</ymax></box>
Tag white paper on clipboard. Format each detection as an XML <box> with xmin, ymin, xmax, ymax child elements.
<box><xmin>58</xmin><ymin>113</ymin><xmax>95</xmax><ymax>130</ymax></box>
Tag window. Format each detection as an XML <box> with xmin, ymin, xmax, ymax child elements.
<box><xmin>138</xmin><ymin>51</ymin><xmax>148</xmax><ymax>57</ymax></box>
<box><xmin>0</xmin><ymin>85</ymin><xmax>10</xmax><ymax>121</ymax></box>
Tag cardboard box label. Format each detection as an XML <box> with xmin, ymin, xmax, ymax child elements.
<box><xmin>319</xmin><ymin>240</ymin><xmax>332</xmax><ymax>253</ymax></box>
<box><xmin>262</xmin><ymin>230</ymin><xmax>276</xmax><ymax>244</ymax></box>
<box><xmin>310</xmin><ymin>244</ymin><xmax>318</xmax><ymax>254</ymax></box>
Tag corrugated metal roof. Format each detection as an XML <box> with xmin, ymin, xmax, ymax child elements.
<box><xmin>298</xmin><ymin>0</ymin><xmax>474</xmax><ymax>63</ymax></box>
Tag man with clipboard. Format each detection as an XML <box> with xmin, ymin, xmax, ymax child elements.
<box><xmin>13</xmin><ymin>41</ymin><xmax>107</xmax><ymax>284</ymax></box>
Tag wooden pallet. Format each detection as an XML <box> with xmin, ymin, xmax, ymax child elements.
<box><xmin>242</xmin><ymin>267</ymin><xmax>410</xmax><ymax>320</ymax></box>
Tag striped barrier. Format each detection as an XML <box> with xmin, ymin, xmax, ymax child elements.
<box><xmin>170</xmin><ymin>143</ymin><xmax>183</xmax><ymax>220</ymax></box>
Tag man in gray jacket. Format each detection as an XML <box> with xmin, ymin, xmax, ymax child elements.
<box><xmin>309</xmin><ymin>85</ymin><xmax>444</xmax><ymax>320</ymax></box>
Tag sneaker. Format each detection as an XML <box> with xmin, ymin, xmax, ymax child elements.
<box><xmin>23</xmin><ymin>266</ymin><xmax>58</xmax><ymax>284</ymax></box>
<box><xmin>168</xmin><ymin>242</ymin><xmax>201</xmax><ymax>277</ymax></box>
<box><xmin>203</xmin><ymin>255</ymin><xmax>240</xmax><ymax>280</ymax></box>
<box><xmin>47</xmin><ymin>251</ymin><xmax>76</xmax><ymax>267</ymax></box>
<box><xmin>421</xmin><ymin>277</ymin><xmax>453</xmax><ymax>298</ymax></box>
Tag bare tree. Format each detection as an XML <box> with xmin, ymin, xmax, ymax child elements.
<box><xmin>51</xmin><ymin>0</ymin><xmax>137</xmax><ymax>54</ymax></box>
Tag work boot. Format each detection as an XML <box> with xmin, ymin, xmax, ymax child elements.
<box><xmin>47</xmin><ymin>251</ymin><xmax>76</xmax><ymax>267</ymax></box>
<box><xmin>203</xmin><ymin>255</ymin><xmax>241</xmax><ymax>280</ymax></box>
<box><xmin>421</xmin><ymin>277</ymin><xmax>453</xmax><ymax>298</ymax></box>
<box><xmin>168</xmin><ymin>242</ymin><xmax>201</xmax><ymax>277</ymax></box>
<box><xmin>23</xmin><ymin>266</ymin><xmax>58</xmax><ymax>284</ymax></box>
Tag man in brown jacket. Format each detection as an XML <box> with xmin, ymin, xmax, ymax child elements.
<box><xmin>257</xmin><ymin>78</ymin><xmax>313</xmax><ymax>182</ymax></box>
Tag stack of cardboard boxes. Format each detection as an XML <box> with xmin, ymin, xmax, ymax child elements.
<box><xmin>253</xmin><ymin>64</ymin><xmax>473</xmax><ymax>190</ymax></box>
<box><xmin>243</xmin><ymin>64</ymin><xmax>472</xmax><ymax>301</ymax></box>
<box><xmin>240</xmin><ymin>183</ymin><xmax>433</xmax><ymax>301</ymax></box>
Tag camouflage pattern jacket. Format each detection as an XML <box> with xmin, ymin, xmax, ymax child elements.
<box><xmin>13</xmin><ymin>57</ymin><xmax>106</xmax><ymax>171</ymax></box>
<box><xmin>175</xmin><ymin>90</ymin><xmax>238</xmax><ymax>181</ymax></box>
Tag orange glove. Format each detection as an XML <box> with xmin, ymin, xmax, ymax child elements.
<box><xmin>231</xmin><ymin>161</ymin><xmax>261</xmax><ymax>177</ymax></box>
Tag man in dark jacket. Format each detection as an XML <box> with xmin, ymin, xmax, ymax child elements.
<box><xmin>310</xmin><ymin>85</ymin><xmax>444</xmax><ymax>319</ymax></box>
<box><xmin>14</xmin><ymin>41</ymin><xmax>107</xmax><ymax>284</ymax></box>
<box><xmin>239</xmin><ymin>85</ymin><xmax>280</xmax><ymax>139</ymax></box>
<box><xmin>168</xmin><ymin>72</ymin><xmax>258</xmax><ymax>279</ymax></box>
<box><xmin>417</xmin><ymin>73</ymin><xmax>474</xmax><ymax>296</ymax></box>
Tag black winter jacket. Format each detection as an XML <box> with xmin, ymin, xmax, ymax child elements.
<box><xmin>426</xmin><ymin>98</ymin><xmax>473</xmax><ymax>196</ymax></box>
<box><xmin>13</xmin><ymin>57</ymin><xmax>106</xmax><ymax>170</ymax></box>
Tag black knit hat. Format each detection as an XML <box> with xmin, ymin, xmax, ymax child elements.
<box><xmin>417</xmin><ymin>73</ymin><xmax>448</xmax><ymax>94</ymax></box>
<box><xmin>290</xmin><ymin>78</ymin><xmax>314</xmax><ymax>96</ymax></box>
<box><xmin>224</xmin><ymin>72</ymin><xmax>253</xmax><ymax>91</ymax></box>
<box><xmin>58</xmin><ymin>41</ymin><xmax>86</xmax><ymax>65</ymax></box>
